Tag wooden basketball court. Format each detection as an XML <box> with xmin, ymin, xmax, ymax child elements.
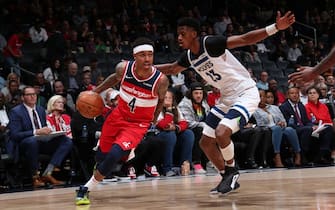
<box><xmin>1</xmin><ymin>166</ymin><xmax>335</xmax><ymax>209</ymax></box>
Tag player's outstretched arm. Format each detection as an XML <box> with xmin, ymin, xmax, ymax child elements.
<box><xmin>289</xmin><ymin>46</ymin><xmax>335</xmax><ymax>84</ymax></box>
<box><xmin>155</xmin><ymin>61</ymin><xmax>186</xmax><ymax>75</ymax></box>
<box><xmin>93</xmin><ymin>62</ymin><xmax>126</xmax><ymax>94</ymax></box>
<box><xmin>227</xmin><ymin>11</ymin><xmax>295</xmax><ymax>49</ymax></box>
<box><xmin>152</xmin><ymin>74</ymin><xmax>169</xmax><ymax>124</ymax></box>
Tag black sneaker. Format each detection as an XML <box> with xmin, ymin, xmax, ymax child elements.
<box><xmin>209</xmin><ymin>166</ymin><xmax>240</xmax><ymax>195</ymax></box>
<box><xmin>75</xmin><ymin>185</ymin><xmax>90</xmax><ymax>205</ymax></box>
<box><xmin>210</xmin><ymin>181</ymin><xmax>240</xmax><ymax>195</ymax></box>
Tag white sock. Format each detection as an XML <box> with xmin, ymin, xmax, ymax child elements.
<box><xmin>84</xmin><ymin>175</ymin><xmax>100</xmax><ymax>191</ymax></box>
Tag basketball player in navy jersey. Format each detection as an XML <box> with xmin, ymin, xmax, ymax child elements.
<box><xmin>156</xmin><ymin>11</ymin><xmax>295</xmax><ymax>195</ymax></box>
<box><xmin>75</xmin><ymin>37</ymin><xmax>169</xmax><ymax>205</ymax></box>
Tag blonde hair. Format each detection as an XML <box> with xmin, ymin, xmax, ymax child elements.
<box><xmin>47</xmin><ymin>95</ymin><xmax>64</xmax><ymax>113</ymax></box>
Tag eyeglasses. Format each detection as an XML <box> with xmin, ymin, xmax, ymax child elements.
<box><xmin>24</xmin><ymin>93</ymin><xmax>37</xmax><ymax>97</ymax></box>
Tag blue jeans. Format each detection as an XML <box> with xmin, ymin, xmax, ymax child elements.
<box><xmin>271</xmin><ymin>126</ymin><xmax>301</xmax><ymax>153</ymax></box>
<box><xmin>157</xmin><ymin>129</ymin><xmax>194</xmax><ymax>173</ymax></box>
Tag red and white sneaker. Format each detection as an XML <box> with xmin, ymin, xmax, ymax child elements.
<box><xmin>144</xmin><ymin>165</ymin><xmax>160</xmax><ymax>177</ymax></box>
<box><xmin>194</xmin><ymin>164</ymin><xmax>206</xmax><ymax>174</ymax></box>
<box><xmin>128</xmin><ymin>167</ymin><xmax>137</xmax><ymax>179</ymax></box>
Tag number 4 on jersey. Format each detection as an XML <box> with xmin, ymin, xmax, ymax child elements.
<box><xmin>128</xmin><ymin>97</ymin><xmax>136</xmax><ymax>113</ymax></box>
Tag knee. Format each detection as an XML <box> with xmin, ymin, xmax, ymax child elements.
<box><xmin>67</xmin><ymin>138</ymin><xmax>73</xmax><ymax>147</ymax></box>
<box><xmin>285</xmin><ymin>127</ymin><xmax>296</xmax><ymax>135</ymax></box>
<box><xmin>215</xmin><ymin>125</ymin><xmax>232</xmax><ymax>146</ymax></box>
<box><xmin>271</xmin><ymin>126</ymin><xmax>281</xmax><ymax>132</ymax></box>
<box><xmin>167</xmin><ymin>132</ymin><xmax>177</xmax><ymax>142</ymax></box>
<box><xmin>182</xmin><ymin>129</ymin><xmax>195</xmax><ymax>141</ymax></box>
<box><xmin>62</xmin><ymin>136</ymin><xmax>73</xmax><ymax>148</ymax></box>
<box><xmin>199</xmin><ymin>136</ymin><xmax>214</xmax><ymax>150</ymax></box>
<box><xmin>161</xmin><ymin>131</ymin><xmax>177</xmax><ymax>144</ymax></box>
<box><xmin>21</xmin><ymin>137</ymin><xmax>38</xmax><ymax>148</ymax></box>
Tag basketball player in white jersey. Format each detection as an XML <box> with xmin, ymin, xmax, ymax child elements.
<box><xmin>156</xmin><ymin>11</ymin><xmax>295</xmax><ymax>195</ymax></box>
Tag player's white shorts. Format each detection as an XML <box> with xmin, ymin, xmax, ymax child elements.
<box><xmin>203</xmin><ymin>86</ymin><xmax>260</xmax><ymax>138</ymax></box>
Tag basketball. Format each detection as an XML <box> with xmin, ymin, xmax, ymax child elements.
<box><xmin>76</xmin><ymin>91</ymin><xmax>104</xmax><ymax>119</ymax></box>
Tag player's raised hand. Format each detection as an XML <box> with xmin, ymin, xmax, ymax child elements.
<box><xmin>275</xmin><ymin>11</ymin><xmax>295</xmax><ymax>30</ymax></box>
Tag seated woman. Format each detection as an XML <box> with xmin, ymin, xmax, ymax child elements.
<box><xmin>253</xmin><ymin>90</ymin><xmax>302</xmax><ymax>168</ymax></box>
<box><xmin>156</xmin><ymin>88</ymin><xmax>194</xmax><ymax>176</ymax></box>
<box><xmin>45</xmin><ymin>95</ymin><xmax>73</xmax><ymax>185</ymax></box>
<box><xmin>46</xmin><ymin>95</ymin><xmax>72</xmax><ymax>138</ymax></box>
<box><xmin>305</xmin><ymin>86</ymin><xmax>335</xmax><ymax>164</ymax></box>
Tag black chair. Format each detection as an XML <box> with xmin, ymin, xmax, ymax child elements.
<box><xmin>276</xmin><ymin>60</ymin><xmax>289</xmax><ymax>71</ymax></box>
<box><xmin>246</xmin><ymin>62</ymin><xmax>263</xmax><ymax>78</ymax></box>
<box><xmin>277</xmin><ymin>77</ymin><xmax>289</xmax><ymax>93</ymax></box>
<box><xmin>283</xmin><ymin>68</ymin><xmax>295</xmax><ymax>76</ymax></box>
<box><xmin>268</xmin><ymin>69</ymin><xmax>284</xmax><ymax>79</ymax></box>
<box><xmin>263</xmin><ymin>60</ymin><xmax>279</xmax><ymax>72</ymax></box>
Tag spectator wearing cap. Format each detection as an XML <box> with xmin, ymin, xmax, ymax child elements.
<box><xmin>178</xmin><ymin>82</ymin><xmax>210</xmax><ymax>174</ymax></box>
<box><xmin>102</xmin><ymin>88</ymin><xmax>120</xmax><ymax>118</ymax></box>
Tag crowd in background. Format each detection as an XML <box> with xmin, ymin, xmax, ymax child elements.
<box><xmin>0</xmin><ymin>0</ymin><xmax>335</xmax><ymax>190</ymax></box>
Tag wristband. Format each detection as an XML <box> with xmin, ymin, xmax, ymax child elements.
<box><xmin>265</xmin><ymin>23</ymin><xmax>278</xmax><ymax>36</ymax></box>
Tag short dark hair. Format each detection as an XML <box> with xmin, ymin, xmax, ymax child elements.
<box><xmin>22</xmin><ymin>86</ymin><xmax>35</xmax><ymax>95</ymax></box>
<box><xmin>177</xmin><ymin>17</ymin><xmax>201</xmax><ymax>35</ymax></box>
<box><xmin>131</xmin><ymin>37</ymin><xmax>154</xmax><ymax>49</ymax></box>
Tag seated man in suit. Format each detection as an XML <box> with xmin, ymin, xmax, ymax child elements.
<box><xmin>8</xmin><ymin>86</ymin><xmax>73</xmax><ymax>187</ymax></box>
<box><xmin>279</xmin><ymin>86</ymin><xmax>314</xmax><ymax>164</ymax></box>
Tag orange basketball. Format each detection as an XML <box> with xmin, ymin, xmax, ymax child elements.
<box><xmin>76</xmin><ymin>91</ymin><xmax>104</xmax><ymax>119</ymax></box>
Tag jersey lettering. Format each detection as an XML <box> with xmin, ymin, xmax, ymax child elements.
<box><xmin>197</xmin><ymin>60</ymin><xmax>213</xmax><ymax>72</ymax></box>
